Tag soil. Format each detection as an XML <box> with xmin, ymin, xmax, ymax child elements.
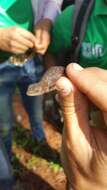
<box><xmin>12</xmin><ymin>93</ymin><xmax>67</xmax><ymax>190</ymax></box>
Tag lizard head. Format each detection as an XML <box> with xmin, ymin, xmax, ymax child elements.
<box><xmin>26</xmin><ymin>83</ymin><xmax>43</xmax><ymax>96</ymax></box>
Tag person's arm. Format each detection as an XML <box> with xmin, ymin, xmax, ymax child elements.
<box><xmin>45</xmin><ymin>5</ymin><xmax>74</xmax><ymax>67</ymax></box>
<box><xmin>32</xmin><ymin>0</ymin><xmax>63</xmax><ymax>24</ymax></box>
<box><xmin>31</xmin><ymin>0</ymin><xmax>63</xmax><ymax>54</ymax></box>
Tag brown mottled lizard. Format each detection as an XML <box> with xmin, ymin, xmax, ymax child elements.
<box><xmin>27</xmin><ymin>66</ymin><xmax>65</xmax><ymax>96</ymax></box>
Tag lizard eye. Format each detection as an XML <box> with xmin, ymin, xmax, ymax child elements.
<box><xmin>48</xmin><ymin>84</ymin><xmax>56</xmax><ymax>91</ymax></box>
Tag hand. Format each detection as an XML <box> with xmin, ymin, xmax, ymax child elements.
<box><xmin>34</xmin><ymin>19</ymin><xmax>52</xmax><ymax>55</ymax></box>
<box><xmin>56</xmin><ymin>63</ymin><xmax>107</xmax><ymax>190</ymax></box>
<box><xmin>0</xmin><ymin>26</ymin><xmax>36</xmax><ymax>54</ymax></box>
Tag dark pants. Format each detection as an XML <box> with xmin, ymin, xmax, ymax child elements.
<box><xmin>0</xmin><ymin>57</ymin><xmax>45</xmax><ymax>189</ymax></box>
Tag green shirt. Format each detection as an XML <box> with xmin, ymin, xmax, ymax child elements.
<box><xmin>0</xmin><ymin>0</ymin><xmax>33</xmax><ymax>30</ymax></box>
<box><xmin>0</xmin><ymin>0</ymin><xmax>34</xmax><ymax>59</ymax></box>
<box><xmin>49</xmin><ymin>0</ymin><xmax>107</xmax><ymax>69</ymax></box>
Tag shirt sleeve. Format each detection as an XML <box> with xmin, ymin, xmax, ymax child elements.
<box><xmin>48</xmin><ymin>5</ymin><xmax>74</xmax><ymax>54</ymax></box>
<box><xmin>31</xmin><ymin>0</ymin><xmax>63</xmax><ymax>24</ymax></box>
<box><xmin>43</xmin><ymin>0</ymin><xmax>63</xmax><ymax>22</ymax></box>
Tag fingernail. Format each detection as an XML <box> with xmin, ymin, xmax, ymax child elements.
<box><xmin>58</xmin><ymin>83</ymin><xmax>74</xmax><ymax>97</ymax></box>
<box><xmin>61</xmin><ymin>87</ymin><xmax>72</xmax><ymax>96</ymax></box>
<box><xmin>72</xmin><ymin>63</ymin><xmax>83</xmax><ymax>71</ymax></box>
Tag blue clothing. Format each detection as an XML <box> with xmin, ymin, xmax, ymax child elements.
<box><xmin>0</xmin><ymin>57</ymin><xmax>45</xmax><ymax>189</ymax></box>
<box><xmin>0</xmin><ymin>139</ymin><xmax>13</xmax><ymax>190</ymax></box>
<box><xmin>0</xmin><ymin>57</ymin><xmax>45</xmax><ymax>144</ymax></box>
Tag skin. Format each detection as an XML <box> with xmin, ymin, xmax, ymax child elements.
<box><xmin>0</xmin><ymin>18</ymin><xmax>51</xmax><ymax>55</ymax></box>
<box><xmin>55</xmin><ymin>63</ymin><xmax>107</xmax><ymax>190</ymax></box>
<box><xmin>0</xmin><ymin>26</ymin><xmax>35</xmax><ymax>54</ymax></box>
<box><xmin>34</xmin><ymin>18</ymin><xmax>52</xmax><ymax>55</ymax></box>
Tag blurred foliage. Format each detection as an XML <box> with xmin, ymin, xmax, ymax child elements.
<box><xmin>12</xmin><ymin>124</ymin><xmax>62</xmax><ymax>175</ymax></box>
<box><xmin>49</xmin><ymin>161</ymin><xmax>63</xmax><ymax>173</ymax></box>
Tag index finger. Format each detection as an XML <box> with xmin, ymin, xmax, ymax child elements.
<box><xmin>56</xmin><ymin>76</ymin><xmax>91</xmax><ymax>159</ymax></box>
<box><xmin>18</xmin><ymin>28</ymin><xmax>36</xmax><ymax>44</ymax></box>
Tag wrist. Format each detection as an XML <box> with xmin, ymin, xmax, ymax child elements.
<box><xmin>35</xmin><ymin>18</ymin><xmax>52</xmax><ymax>32</ymax></box>
<box><xmin>42</xmin><ymin>18</ymin><xmax>53</xmax><ymax>30</ymax></box>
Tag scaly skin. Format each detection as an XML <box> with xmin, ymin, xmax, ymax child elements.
<box><xmin>27</xmin><ymin>66</ymin><xmax>65</xmax><ymax>96</ymax></box>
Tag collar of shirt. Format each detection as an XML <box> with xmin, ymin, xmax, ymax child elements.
<box><xmin>94</xmin><ymin>0</ymin><xmax>107</xmax><ymax>16</ymax></box>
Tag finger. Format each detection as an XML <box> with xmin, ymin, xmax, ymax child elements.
<box><xmin>35</xmin><ymin>45</ymin><xmax>46</xmax><ymax>54</ymax></box>
<box><xmin>18</xmin><ymin>28</ymin><xmax>36</xmax><ymax>44</ymax></box>
<box><xmin>35</xmin><ymin>47</ymin><xmax>46</xmax><ymax>54</ymax></box>
<box><xmin>10</xmin><ymin>42</ymin><xmax>29</xmax><ymax>54</ymax></box>
<box><xmin>35</xmin><ymin>29</ymin><xmax>42</xmax><ymax>45</ymax></box>
<box><xmin>56</xmin><ymin>76</ymin><xmax>73</xmax><ymax>97</ymax></box>
<box><xmin>35</xmin><ymin>30</ymin><xmax>50</xmax><ymax>54</ymax></box>
<box><xmin>66</xmin><ymin>64</ymin><xmax>107</xmax><ymax>112</ymax></box>
<box><xmin>35</xmin><ymin>44</ymin><xmax>44</xmax><ymax>50</ymax></box>
<box><xmin>77</xmin><ymin>65</ymin><xmax>107</xmax><ymax>82</ymax></box>
<box><xmin>34</xmin><ymin>29</ymin><xmax>44</xmax><ymax>53</ymax></box>
<box><xmin>10</xmin><ymin>48</ymin><xmax>27</xmax><ymax>54</ymax></box>
<box><xmin>15</xmin><ymin>34</ymin><xmax>34</xmax><ymax>48</ymax></box>
<box><xmin>90</xmin><ymin>67</ymin><xmax>107</xmax><ymax>82</ymax></box>
<box><xmin>56</xmin><ymin>77</ymin><xmax>92</xmax><ymax>159</ymax></box>
<box><xmin>40</xmin><ymin>30</ymin><xmax>50</xmax><ymax>46</ymax></box>
<box><xmin>36</xmin><ymin>48</ymin><xmax>46</xmax><ymax>55</ymax></box>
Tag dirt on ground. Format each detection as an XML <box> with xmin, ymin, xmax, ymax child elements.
<box><xmin>12</xmin><ymin>93</ymin><xmax>67</xmax><ymax>190</ymax></box>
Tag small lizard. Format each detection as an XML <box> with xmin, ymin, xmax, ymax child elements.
<box><xmin>27</xmin><ymin>66</ymin><xmax>65</xmax><ymax>96</ymax></box>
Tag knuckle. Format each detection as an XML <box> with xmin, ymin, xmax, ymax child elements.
<box><xmin>11</xmin><ymin>27</ymin><xmax>19</xmax><ymax>38</ymax></box>
<box><xmin>9</xmin><ymin>40</ymin><xmax>14</xmax><ymax>48</ymax></box>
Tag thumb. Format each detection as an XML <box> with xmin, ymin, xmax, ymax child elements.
<box><xmin>35</xmin><ymin>29</ymin><xmax>42</xmax><ymax>45</ymax></box>
<box><xmin>66</xmin><ymin>63</ymin><xmax>107</xmax><ymax>112</ymax></box>
<box><xmin>56</xmin><ymin>77</ymin><xmax>91</xmax><ymax>156</ymax></box>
